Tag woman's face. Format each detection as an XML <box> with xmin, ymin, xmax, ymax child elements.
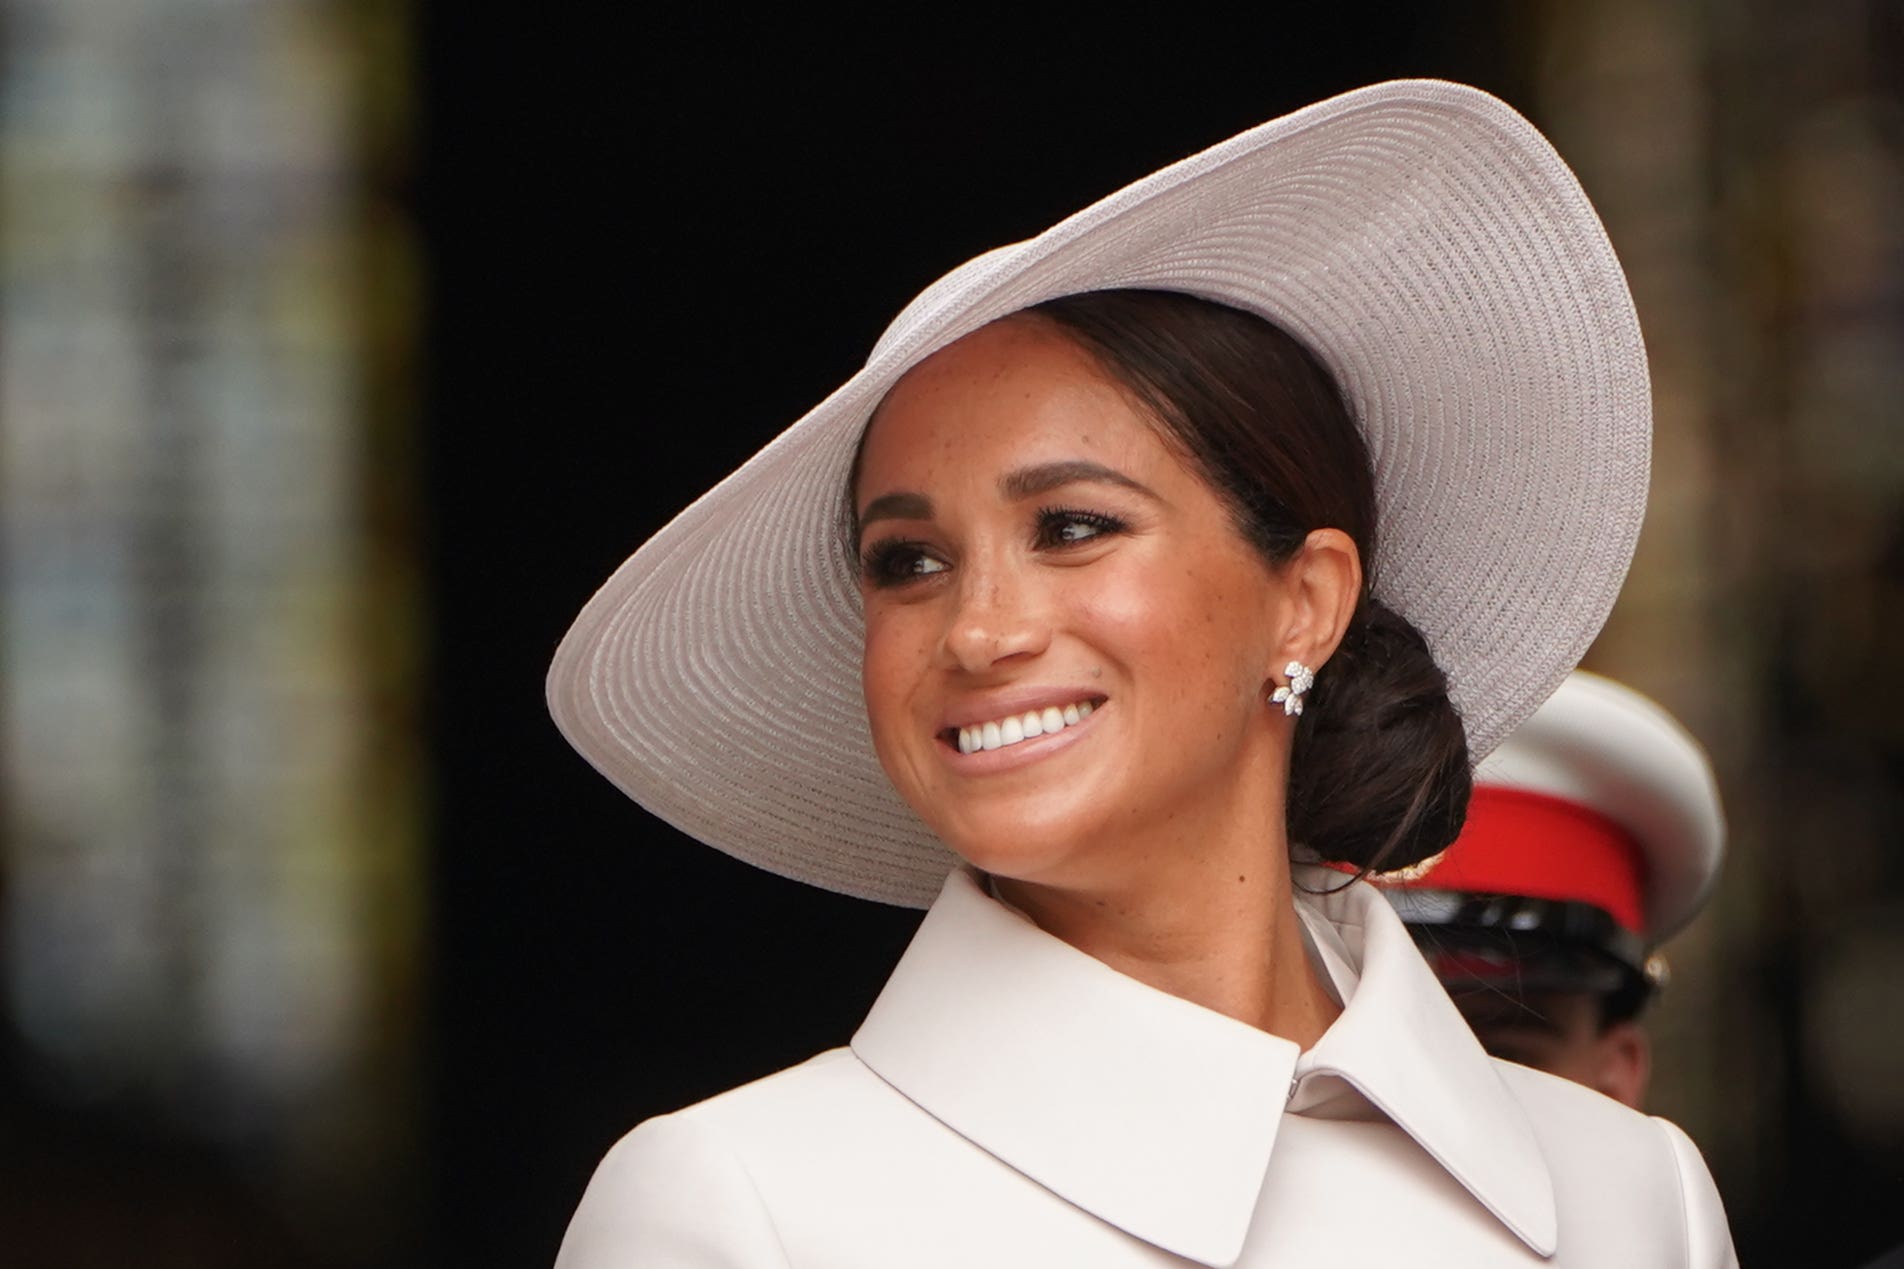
<box><xmin>853</xmin><ymin>315</ymin><xmax>1303</xmax><ymax>893</ymax></box>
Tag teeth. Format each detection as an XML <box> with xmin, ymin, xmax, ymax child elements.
<box><xmin>956</xmin><ymin>700</ymin><xmax>1099</xmax><ymax>755</ymax></box>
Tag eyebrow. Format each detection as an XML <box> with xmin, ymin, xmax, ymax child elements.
<box><xmin>998</xmin><ymin>459</ymin><xmax>1156</xmax><ymax>502</ymax></box>
<box><xmin>855</xmin><ymin>459</ymin><xmax>1158</xmax><ymax>534</ymax></box>
<box><xmin>856</xmin><ymin>491</ymin><xmax>934</xmax><ymax>530</ymax></box>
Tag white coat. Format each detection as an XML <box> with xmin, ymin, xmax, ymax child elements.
<box><xmin>555</xmin><ymin>867</ymin><xmax>1737</xmax><ymax>1267</ymax></box>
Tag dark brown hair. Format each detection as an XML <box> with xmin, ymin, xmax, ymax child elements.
<box><xmin>1028</xmin><ymin>289</ymin><xmax>1470</xmax><ymax>872</ymax></box>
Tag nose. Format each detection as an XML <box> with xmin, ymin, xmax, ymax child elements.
<box><xmin>941</xmin><ymin>558</ymin><xmax>1051</xmax><ymax>674</ymax></box>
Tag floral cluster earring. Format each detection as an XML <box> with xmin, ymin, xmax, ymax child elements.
<box><xmin>1270</xmin><ymin>661</ymin><xmax>1315</xmax><ymax>716</ymax></box>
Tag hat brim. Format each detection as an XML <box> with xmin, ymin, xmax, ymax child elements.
<box><xmin>548</xmin><ymin>79</ymin><xmax>1651</xmax><ymax>907</ymax></box>
<box><xmin>1388</xmin><ymin>888</ymin><xmax>1651</xmax><ymax>984</ymax></box>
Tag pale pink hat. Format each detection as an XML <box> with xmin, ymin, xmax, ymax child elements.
<box><xmin>548</xmin><ymin>80</ymin><xmax>1651</xmax><ymax>906</ymax></box>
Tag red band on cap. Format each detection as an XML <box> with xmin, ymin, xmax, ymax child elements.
<box><xmin>1397</xmin><ymin>786</ymin><xmax>1648</xmax><ymax>933</ymax></box>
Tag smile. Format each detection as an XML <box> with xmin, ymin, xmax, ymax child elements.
<box><xmin>952</xmin><ymin>699</ymin><xmax>1098</xmax><ymax>754</ymax></box>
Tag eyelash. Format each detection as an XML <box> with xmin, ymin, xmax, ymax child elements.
<box><xmin>859</xmin><ymin>538</ymin><xmax>944</xmax><ymax>588</ymax></box>
<box><xmin>1033</xmin><ymin>505</ymin><xmax>1127</xmax><ymax>548</ymax></box>
<box><xmin>858</xmin><ymin>506</ymin><xmax>1129</xmax><ymax>589</ymax></box>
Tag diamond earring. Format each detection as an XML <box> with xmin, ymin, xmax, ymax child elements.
<box><xmin>1270</xmin><ymin>661</ymin><xmax>1315</xmax><ymax>716</ymax></box>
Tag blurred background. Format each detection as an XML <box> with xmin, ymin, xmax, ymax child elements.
<box><xmin>1</xmin><ymin>2</ymin><xmax>1899</xmax><ymax>1265</ymax></box>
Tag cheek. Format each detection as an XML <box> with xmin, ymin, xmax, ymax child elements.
<box><xmin>860</xmin><ymin>608</ymin><xmax>935</xmax><ymax>745</ymax></box>
<box><xmin>1072</xmin><ymin>555</ymin><xmax>1272</xmax><ymax>687</ymax></box>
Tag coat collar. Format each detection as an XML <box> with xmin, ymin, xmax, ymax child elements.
<box><xmin>1287</xmin><ymin>866</ymin><xmax>1558</xmax><ymax>1257</ymax></box>
<box><xmin>851</xmin><ymin>867</ymin><xmax>1557</xmax><ymax>1267</ymax></box>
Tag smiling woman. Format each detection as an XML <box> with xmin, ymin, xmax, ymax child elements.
<box><xmin>545</xmin><ymin>81</ymin><xmax>1737</xmax><ymax>1267</ymax></box>
<box><xmin>855</xmin><ymin>315</ymin><xmax>1342</xmax><ymax>982</ymax></box>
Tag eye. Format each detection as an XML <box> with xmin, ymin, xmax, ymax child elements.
<box><xmin>1034</xmin><ymin>506</ymin><xmax>1127</xmax><ymax>549</ymax></box>
<box><xmin>859</xmin><ymin>538</ymin><xmax>950</xmax><ymax>588</ymax></box>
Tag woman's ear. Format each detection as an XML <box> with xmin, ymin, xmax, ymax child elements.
<box><xmin>1274</xmin><ymin>528</ymin><xmax>1362</xmax><ymax>673</ymax></box>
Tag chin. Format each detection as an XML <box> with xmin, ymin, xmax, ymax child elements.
<box><xmin>922</xmin><ymin>798</ymin><xmax>1114</xmax><ymax>889</ymax></box>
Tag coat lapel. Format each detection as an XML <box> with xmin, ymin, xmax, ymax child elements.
<box><xmin>1290</xmin><ymin>866</ymin><xmax>1560</xmax><ymax>1257</ymax></box>
<box><xmin>853</xmin><ymin>868</ymin><xmax>1299</xmax><ymax>1267</ymax></box>
<box><xmin>852</xmin><ymin>867</ymin><xmax>1559</xmax><ymax>1266</ymax></box>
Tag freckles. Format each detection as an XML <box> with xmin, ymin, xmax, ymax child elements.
<box><xmin>1073</xmin><ymin>572</ymin><xmax>1162</xmax><ymax>632</ymax></box>
<box><xmin>863</xmin><ymin>618</ymin><xmax>935</xmax><ymax>711</ymax></box>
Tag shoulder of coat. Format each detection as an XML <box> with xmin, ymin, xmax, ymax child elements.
<box><xmin>1491</xmin><ymin>1059</ymin><xmax>1691</xmax><ymax>1200</ymax></box>
<box><xmin>674</xmin><ymin>1045</ymin><xmax>901</xmax><ymax>1132</ymax></box>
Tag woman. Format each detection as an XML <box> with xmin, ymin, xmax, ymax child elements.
<box><xmin>548</xmin><ymin>81</ymin><xmax>1736</xmax><ymax>1266</ymax></box>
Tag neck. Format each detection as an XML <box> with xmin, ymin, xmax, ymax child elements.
<box><xmin>991</xmin><ymin>848</ymin><xmax>1343</xmax><ymax>1047</ymax></box>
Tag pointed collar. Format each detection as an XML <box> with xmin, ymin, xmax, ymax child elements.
<box><xmin>851</xmin><ymin>867</ymin><xmax>1558</xmax><ymax>1266</ymax></box>
<box><xmin>1289</xmin><ymin>865</ymin><xmax>1559</xmax><ymax>1256</ymax></box>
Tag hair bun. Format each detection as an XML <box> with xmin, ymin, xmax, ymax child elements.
<box><xmin>1286</xmin><ymin>599</ymin><xmax>1471</xmax><ymax>872</ymax></box>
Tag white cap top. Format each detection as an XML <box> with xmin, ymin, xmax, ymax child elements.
<box><xmin>1475</xmin><ymin>671</ymin><xmax>1725</xmax><ymax>943</ymax></box>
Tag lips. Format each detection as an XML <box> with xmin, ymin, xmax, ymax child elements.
<box><xmin>941</xmin><ymin>696</ymin><xmax>1104</xmax><ymax>754</ymax></box>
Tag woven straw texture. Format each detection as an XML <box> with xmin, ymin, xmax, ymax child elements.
<box><xmin>547</xmin><ymin>80</ymin><xmax>1651</xmax><ymax>907</ymax></box>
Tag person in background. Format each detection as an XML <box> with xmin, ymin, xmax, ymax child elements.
<box><xmin>1380</xmin><ymin>670</ymin><xmax>1725</xmax><ymax>1109</ymax></box>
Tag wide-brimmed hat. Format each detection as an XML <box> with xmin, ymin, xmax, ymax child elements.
<box><xmin>547</xmin><ymin>79</ymin><xmax>1651</xmax><ymax>908</ymax></box>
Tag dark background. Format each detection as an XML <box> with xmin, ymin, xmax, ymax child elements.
<box><xmin>419</xmin><ymin>10</ymin><xmax>1530</xmax><ymax>1265</ymax></box>
<box><xmin>7</xmin><ymin>4</ymin><xmax>1899</xmax><ymax>1267</ymax></box>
